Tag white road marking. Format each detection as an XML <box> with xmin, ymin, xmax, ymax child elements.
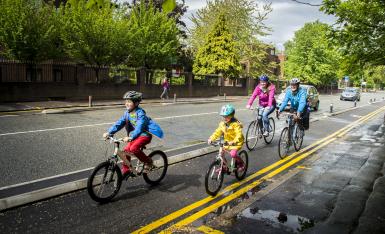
<box><xmin>0</xmin><ymin>115</ymin><xmax>18</xmax><ymax>118</ymax></box>
<box><xmin>0</xmin><ymin>109</ymin><xmax>248</xmax><ymax>136</ymax></box>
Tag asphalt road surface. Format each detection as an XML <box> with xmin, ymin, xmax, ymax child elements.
<box><xmin>0</xmin><ymin>94</ymin><xmax>384</xmax><ymax>233</ymax></box>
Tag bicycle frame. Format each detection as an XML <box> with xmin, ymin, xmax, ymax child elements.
<box><xmin>211</xmin><ymin>141</ymin><xmax>236</xmax><ymax>176</ymax></box>
<box><xmin>108</xmin><ymin>137</ymin><xmax>145</xmax><ymax>176</ymax></box>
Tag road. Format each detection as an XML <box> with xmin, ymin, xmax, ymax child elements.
<box><xmin>0</xmin><ymin>92</ymin><xmax>383</xmax><ymax>188</ymax></box>
<box><xmin>0</xmin><ymin>93</ymin><xmax>384</xmax><ymax>233</ymax></box>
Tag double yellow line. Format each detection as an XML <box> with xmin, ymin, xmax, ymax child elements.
<box><xmin>133</xmin><ymin>106</ymin><xmax>385</xmax><ymax>234</ymax></box>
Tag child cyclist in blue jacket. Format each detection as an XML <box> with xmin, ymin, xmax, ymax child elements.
<box><xmin>103</xmin><ymin>91</ymin><xmax>163</xmax><ymax>175</ymax></box>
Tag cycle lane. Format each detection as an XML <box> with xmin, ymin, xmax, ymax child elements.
<box><xmin>0</xmin><ymin>102</ymin><xmax>384</xmax><ymax>233</ymax></box>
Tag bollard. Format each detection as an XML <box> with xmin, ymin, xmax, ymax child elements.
<box><xmin>354</xmin><ymin>100</ymin><xmax>357</xmax><ymax>107</ymax></box>
<box><xmin>88</xmin><ymin>95</ymin><xmax>93</xmax><ymax>107</ymax></box>
<box><xmin>173</xmin><ymin>93</ymin><xmax>177</xmax><ymax>103</ymax></box>
<box><xmin>382</xmin><ymin>97</ymin><xmax>384</xmax><ymax>101</ymax></box>
<box><xmin>370</xmin><ymin>99</ymin><xmax>372</xmax><ymax>103</ymax></box>
<box><xmin>224</xmin><ymin>93</ymin><xmax>226</xmax><ymax>101</ymax></box>
<box><xmin>374</xmin><ymin>98</ymin><xmax>376</xmax><ymax>102</ymax></box>
<box><xmin>330</xmin><ymin>103</ymin><xmax>333</xmax><ymax>113</ymax></box>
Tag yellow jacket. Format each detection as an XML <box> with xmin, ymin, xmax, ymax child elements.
<box><xmin>209</xmin><ymin>118</ymin><xmax>245</xmax><ymax>150</ymax></box>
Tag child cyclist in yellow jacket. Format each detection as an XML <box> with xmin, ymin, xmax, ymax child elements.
<box><xmin>208</xmin><ymin>104</ymin><xmax>245</xmax><ymax>171</ymax></box>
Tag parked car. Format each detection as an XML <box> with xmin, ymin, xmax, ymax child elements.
<box><xmin>340</xmin><ymin>87</ymin><xmax>360</xmax><ymax>101</ymax></box>
<box><xmin>277</xmin><ymin>85</ymin><xmax>320</xmax><ymax>111</ymax></box>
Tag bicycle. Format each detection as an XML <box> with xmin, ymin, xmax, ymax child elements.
<box><xmin>87</xmin><ymin>136</ymin><xmax>168</xmax><ymax>203</ymax></box>
<box><xmin>277</xmin><ymin>112</ymin><xmax>305</xmax><ymax>159</ymax></box>
<box><xmin>204</xmin><ymin>138</ymin><xmax>249</xmax><ymax>196</ymax></box>
<box><xmin>245</xmin><ymin>107</ymin><xmax>276</xmax><ymax>151</ymax></box>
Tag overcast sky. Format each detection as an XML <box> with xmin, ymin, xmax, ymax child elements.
<box><xmin>183</xmin><ymin>0</ymin><xmax>336</xmax><ymax>51</ymax></box>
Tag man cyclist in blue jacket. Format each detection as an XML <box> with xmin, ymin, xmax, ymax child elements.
<box><xmin>278</xmin><ymin>78</ymin><xmax>308</xmax><ymax>122</ymax></box>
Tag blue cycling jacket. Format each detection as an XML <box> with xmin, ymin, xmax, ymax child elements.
<box><xmin>107</xmin><ymin>107</ymin><xmax>164</xmax><ymax>139</ymax></box>
<box><xmin>279</xmin><ymin>87</ymin><xmax>307</xmax><ymax>113</ymax></box>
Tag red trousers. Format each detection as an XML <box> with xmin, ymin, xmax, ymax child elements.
<box><xmin>123</xmin><ymin>135</ymin><xmax>152</xmax><ymax>164</ymax></box>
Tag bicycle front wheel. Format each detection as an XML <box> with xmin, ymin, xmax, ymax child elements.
<box><xmin>278</xmin><ymin>127</ymin><xmax>290</xmax><ymax>159</ymax></box>
<box><xmin>246</xmin><ymin>120</ymin><xmax>260</xmax><ymax>151</ymax></box>
<box><xmin>143</xmin><ymin>150</ymin><xmax>168</xmax><ymax>185</ymax></box>
<box><xmin>293</xmin><ymin>124</ymin><xmax>304</xmax><ymax>151</ymax></box>
<box><xmin>235</xmin><ymin>150</ymin><xmax>248</xmax><ymax>180</ymax></box>
<box><xmin>87</xmin><ymin>161</ymin><xmax>122</xmax><ymax>203</ymax></box>
<box><xmin>263</xmin><ymin>117</ymin><xmax>275</xmax><ymax>144</ymax></box>
<box><xmin>205</xmin><ymin>160</ymin><xmax>224</xmax><ymax>196</ymax></box>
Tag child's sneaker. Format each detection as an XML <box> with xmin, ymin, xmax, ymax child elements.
<box><xmin>121</xmin><ymin>164</ymin><xmax>132</xmax><ymax>176</ymax></box>
<box><xmin>236</xmin><ymin>160</ymin><xmax>245</xmax><ymax>172</ymax></box>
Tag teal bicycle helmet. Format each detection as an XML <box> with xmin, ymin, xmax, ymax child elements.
<box><xmin>220</xmin><ymin>104</ymin><xmax>235</xmax><ymax>117</ymax></box>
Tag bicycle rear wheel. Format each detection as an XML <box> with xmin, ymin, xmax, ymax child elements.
<box><xmin>87</xmin><ymin>161</ymin><xmax>122</xmax><ymax>203</ymax></box>
<box><xmin>235</xmin><ymin>150</ymin><xmax>248</xmax><ymax>180</ymax></box>
<box><xmin>246</xmin><ymin>120</ymin><xmax>260</xmax><ymax>150</ymax></box>
<box><xmin>143</xmin><ymin>150</ymin><xmax>168</xmax><ymax>185</ymax></box>
<box><xmin>278</xmin><ymin>127</ymin><xmax>290</xmax><ymax>159</ymax></box>
<box><xmin>205</xmin><ymin>160</ymin><xmax>224</xmax><ymax>196</ymax></box>
<box><xmin>263</xmin><ymin>117</ymin><xmax>275</xmax><ymax>144</ymax></box>
<box><xmin>293</xmin><ymin>124</ymin><xmax>304</xmax><ymax>151</ymax></box>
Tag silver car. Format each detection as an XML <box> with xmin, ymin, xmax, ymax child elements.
<box><xmin>340</xmin><ymin>87</ymin><xmax>360</xmax><ymax>101</ymax></box>
<box><xmin>277</xmin><ymin>85</ymin><xmax>320</xmax><ymax>111</ymax></box>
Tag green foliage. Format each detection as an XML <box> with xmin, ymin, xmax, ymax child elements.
<box><xmin>193</xmin><ymin>14</ymin><xmax>241</xmax><ymax>78</ymax></box>
<box><xmin>190</xmin><ymin>0</ymin><xmax>273</xmax><ymax>77</ymax></box>
<box><xmin>321</xmin><ymin>0</ymin><xmax>385</xmax><ymax>65</ymax></box>
<box><xmin>162</xmin><ymin>0</ymin><xmax>177</xmax><ymax>14</ymax></box>
<box><xmin>126</xmin><ymin>1</ymin><xmax>179</xmax><ymax>69</ymax></box>
<box><xmin>364</xmin><ymin>65</ymin><xmax>385</xmax><ymax>89</ymax></box>
<box><xmin>0</xmin><ymin>0</ymin><xmax>62</xmax><ymax>61</ymax></box>
<box><xmin>284</xmin><ymin>21</ymin><xmax>341</xmax><ymax>85</ymax></box>
<box><xmin>60</xmin><ymin>0</ymin><xmax>130</xmax><ymax>82</ymax></box>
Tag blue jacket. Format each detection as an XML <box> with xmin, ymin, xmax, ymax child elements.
<box><xmin>108</xmin><ymin>107</ymin><xmax>164</xmax><ymax>139</ymax></box>
<box><xmin>279</xmin><ymin>87</ymin><xmax>307</xmax><ymax>113</ymax></box>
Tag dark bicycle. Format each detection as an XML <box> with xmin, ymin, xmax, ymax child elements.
<box><xmin>87</xmin><ymin>136</ymin><xmax>168</xmax><ymax>203</ymax></box>
<box><xmin>245</xmin><ymin>107</ymin><xmax>276</xmax><ymax>151</ymax></box>
<box><xmin>205</xmin><ymin>138</ymin><xmax>249</xmax><ymax>196</ymax></box>
<box><xmin>277</xmin><ymin>112</ymin><xmax>305</xmax><ymax>159</ymax></box>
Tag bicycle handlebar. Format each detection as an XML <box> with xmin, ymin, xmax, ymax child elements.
<box><xmin>210</xmin><ymin>141</ymin><xmax>229</xmax><ymax>147</ymax></box>
<box><xmin>105</xmin><ymin>136</ymin><xmax>124</xmax><ymax>143</ymax></box>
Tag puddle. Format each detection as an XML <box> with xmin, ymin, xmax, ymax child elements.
<box><xmin>238</xmin><ymin>208</ymin><xmax>314</xmax><ymax>233</ymax></box>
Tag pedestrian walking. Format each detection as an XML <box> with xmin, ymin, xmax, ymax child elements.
<box><xmin>160</xmin><ymin>78</ymin><xmax>170</xmax><ymax>100</ymax></box>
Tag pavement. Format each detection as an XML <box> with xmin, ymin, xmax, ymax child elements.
<box><xmin>0</xmin><ymin>96</ymin><xmax>245</xmax><ymax>114</ymax></box>
<box><xmin>0</xmin><ymin>98</ymin><xmax>384</xmax><ymax>233</ymax></box>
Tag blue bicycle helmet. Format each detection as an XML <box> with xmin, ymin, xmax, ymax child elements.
<box><xmin>259</xmin><ymin>75</ymin><xmax>269</xmax><ymax>82</ymax></box>
<box><xmin>219</xmin><ymin>104</ymin><xmax>235</xmax><ymax>117</ymax></box>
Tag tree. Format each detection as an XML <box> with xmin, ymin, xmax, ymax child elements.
<box><xmin>127</xmin><ymin>0</ymin><xmax>187</xmax><ymax>38</ymax></box>
<box><xmin>126</xmin><ymin>1</ymin><xmax>179</xmax><ymax>69</ymax></box>
<box><xmin>193</xmin><ymin>14</ymin><xmax>241</xmax><ymax>78</ymax></box>
<box><xmin>364</xmin><ymin>65</ymin><xmax>385</xmax><ymax>89</ymax></box>
<box><xmin>284</xmin><ymin>21</ymin><xmax>341</xmax><ymax>86</ymax></box>
<box><xmin>321</xmin><ymin>0</ymin><xmax>385</xmax><ymax>65</ymax></box>
<box><xmin>60</xmin><ymin>0</ymin><xmax>130</xmax><ymax>82</ymax></box>
<box><xmin>0</xmin><ymin>0</ymin><xmax>62</xmax><ymax>61</ymax></box>
<box><xmin>190</xmin><ymin>0</ymin><xmax>273</xmax><ymax>76</ymax></box>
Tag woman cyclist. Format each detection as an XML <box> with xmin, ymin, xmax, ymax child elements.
<box><xmin>246</xmin><ymin>75</ymin><xmax>277</xmax><ymax>136</ymax></box>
